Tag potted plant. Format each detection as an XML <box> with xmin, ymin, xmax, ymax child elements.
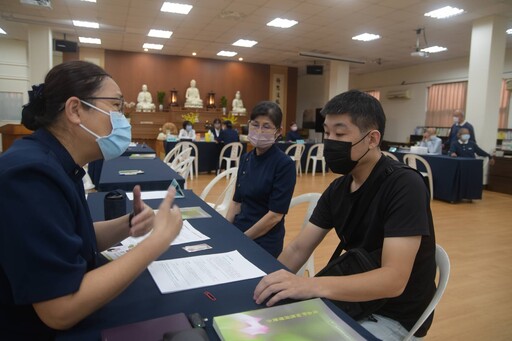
<box><xmin>157</xmin><ymin>91</ymin><xmax>165</xmax><ymax>111</ymax></box>
<box><xmin>220</xmin><ymin>96</ymin><xmax>228</xmax><ymax>115</ymax></box>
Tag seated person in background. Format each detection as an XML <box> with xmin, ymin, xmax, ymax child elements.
<box><xmin>157</xmin><ymin>122</ymin><xmax>178</xmax><ymax>141</ymax></box>
<box><xmin>444</xmin><ymin>109</ymin><xmax>476</xmax><ymax>150</ymax></box>
<box><xmin>449</xmin><ymin>128</ymin><xmax>495</xmax><ymax>165</ymax></box>
<box><xmin>226</xmin><ymin>101</ymin><xmax>296</xmax><ymax>258</ymax></box>
<box><xmin>178</xmin><ymin>120</ymin><xmax>196</xmax><ymax>141</ymax></box>
<box><xmin>136</xmin><ymin>84</ymin><xmax>156</xmax><ymax>112</ymax></box>
<box><xmin>218</xmin><ymin>120</ymin><xmax>239</xmax><ymax>144</ymax></box>
<box><xmin>285</xmin><ymin>122</ymin><xmax>302</xmax><ymax>142</ymax></box>
<box><xmin>184</xmin><ymin>79</ymin><xmax>203</xmax><ymax>108</ymax></box>
<box><xmin>210</xmin><ymin>118</ymin><xmax>222</xmax><ymax>141</ymax></box>
<box><xmin>419</xmin><ymin>127</ymin><xmax>442</xmax><ymax>154</ymax></box>
<box><xmin>231</xmin><ymin>91</ymin><xmax>247</xmax><ymax>114</ymax></box>
<box><xmin>0</xmin><ymin>61</ymin><xmax>183</xmax><ymax>339</ymax></box>
<box><xmin>254</xmin><ymin>90</ymin><xmax>437</xmax><ymax>340</ymax></box>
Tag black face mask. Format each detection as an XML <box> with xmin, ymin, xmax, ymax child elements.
<box><xmin>324</xmin><ymin>131</ymin><xmax>371</xmax><ymax>174</ymax></box>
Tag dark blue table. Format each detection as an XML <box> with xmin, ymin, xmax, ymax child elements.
<box><xmin>88</xmin><ymin>144</ymin><xmax>156</xmax><ymax>187</ymax></box>
<box><xmin>393</xmin><ymin>151</ymin><xmax>483</xmax><ymax>202</ymax></box>
<box><xmin>98</xmin><ymin>156</ymin><xmax>184</xmax><ymax>192</ymax></box>
<box><xmin>164</xmin><ymin>141</ymin><xmax>247</xmax><ymax>173</ymax></box>
<box><xmin>56</xmin><ymin>191</ymin><xmax>377</xmax><ymax>341</ymax></box>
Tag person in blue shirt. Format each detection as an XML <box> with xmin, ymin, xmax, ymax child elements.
<box><xmin>419</xmin><ymin>127</ymin><xmax>442</xmax><ymax>154</ymax></box>
<box><xmin>449</xmin><ymin>128</ymin><xmax>495</xmax><ymax>165</ymax></box>
<box><xmin>218</xmin><ymin>120</ymin><xmax>240</xmax><ymax>144</ymax></box>
<box><xmin>444</xmin><ymin>109</ymin><xmax>476</xmax><ymax>151</ymax></box>
<box><xmin>226</xmin><ymin>101</ymin><xmax>296</xmax><ymax>258</ymax></box>
<box><xmin>285</xmin><ymin>122</ymin><xmax>302</xmax><ymax>142</ymax></box>
<box><xmin>0</xmin><ymin>61</ymin><xmax>183</xmax><ymax>339</ymax></box>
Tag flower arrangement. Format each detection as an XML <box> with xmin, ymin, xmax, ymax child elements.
<box><xmin>182</xmin><ymin>112</ymin><xmax>199</xmax><ymax>123</ymax></box>
<box><xmin>226</xmin><ymin>112</ymin><xmax>238</xmax><ymax>125</ymax></box>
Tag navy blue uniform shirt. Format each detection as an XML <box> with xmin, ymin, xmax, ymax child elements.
<box><xmin>218</xmin><ymin>128</ymin><xmax>239</xmax><ymax>144</ymax></box>
<box><xmin>445</xmin><ymin>121</ymin><xmax>476</xmax><ymax>149</ymax></box>
<box><xmin>285</xmin><ymin>130</ymin><xmax>302</xmax><ymax>142</ymax></box>
<box><xmin>449</xmin><ymin>140</ymin><xmax>491</xmax><ymax>158</ymax></box>
<box><xmin>0</xmin><ymin>129</ymin><xmax>98</xmax><ymax>339</ymax></box>
<box><xmin>233</xmin><ymin>144</ymin><xmax>296</xmax><ymax>257</ymax></box>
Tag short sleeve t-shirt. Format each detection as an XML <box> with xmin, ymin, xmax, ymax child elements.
<box><xmin>233</xmin><ymin>144</ymin><xmax>296</xmax><ymax>257</ymax></box>
<box><xmin>0</xmin><ymin>129</ymin><xmax>98</xmax><ymax>339</ymax></box>
<box><xmin>310</xmin><ymin>155</ymin><xmax>436</xmax><ymax>337</ymax></box>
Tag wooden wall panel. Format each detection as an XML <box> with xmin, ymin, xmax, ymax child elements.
<box><xmin>104</xmin><ymin>50</ymin><xmax>273</xmax><ymax>117</ymax></box>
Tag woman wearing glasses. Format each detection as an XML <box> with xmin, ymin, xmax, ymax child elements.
<box><xmin>0</xmin><ymin>61</ymin><xmax>183</xmax><ymax>339</ymax></box>
<box><xmin>226</xmin><ymin>101</ymin><xmax>296</xmax><ymax>258</ymax></box>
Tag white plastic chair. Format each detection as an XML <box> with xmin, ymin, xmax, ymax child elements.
<box><xmin>403</xmin><ymin>244</ymin><xmax>450</xmax><ymax>341</ymax></box>
<box><xmin>175</xmin><ymin>141</ymin><xmax>199</xmax><ymax>179</ymax></box>
<box><xmin>288</xmin><ymin>193</ymin><xmax>322</xmax><ymax>277</ymax></box>
<box><xmin>82</xmin><ymin>164</ymin><xmax>95</xmax><ymax>192</ymax></box>
<box><xmin>305</xmin><ymin>143</ymin><xmax>326</xmax><ymax>176</ymax></box>
<box><xmin>172</xmin><ymin>157</ymin><xmax>195</xmax><ymax>189</ymax></box>
<box><xmin>169</xmin><ymin>147</ymin><xmax>192</xmax><ymax>169</ymax></box>
<box><xmin>403</xmin><ymin>153</ymin><xmax>434</xmax><ymax>201</ymax></box>
<box><xmin>163</xmin><ymin>145</ymin><xmax>180</xmax><ymax>164</ymax></box>
<box><xmin>199</xmin><ymin>168</ymin><xmax>239</xmax><ymax>217</ymax></box>
<box><xmin>382</xmin><ymin>151</ymin><xmax>399</xmax><ymax>161</ymax></box>
<box><xmin>218</xmin><ymin>142</ymin><xmax>243</xmax><ymax>175</ymax></box>
<box><xmin>285</xmin><ymin>143</ymin><xmax>306</xmax><ymax>176</ymax></box>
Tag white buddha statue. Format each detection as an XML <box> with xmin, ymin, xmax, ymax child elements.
<box><xmin>184</xmin><ymin>79</ymin><xmax>203</xmax><ymax>108</ymax></box>
<box><xmin>136</xmin><ymin>84</ymin><xmax>156</xmax><ymax>112</ymax></box>
<box><xmin>232</xmin><ymin>91</ymin><xmax>246</xmax><ymax>114</ymax></box>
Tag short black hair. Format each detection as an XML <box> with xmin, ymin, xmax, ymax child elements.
<box><xmin>321</xmin><ymin>89</ymin><xmax>386</xmax><ymax>139</ymax></box>
<box><xmin>182</xmin><ymin>120</ymin><xmax>192</xmax><ymax>129</ymax></box>
<box><xmin>213</xmin><ymin>118</ymin><xmax>221</xmax><ymax>125</ymax></box>
<box><xmin>250</xmin><ymin>101</ymin><xmax>282</xmax><ymax>128</ymax></box>
<box><xmin>223</xmin><ymin>120</ymin><xmax>233</xmax><ymax>129</ymax></box>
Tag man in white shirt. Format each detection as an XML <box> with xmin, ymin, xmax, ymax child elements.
<box><xmin>419</xmin><ymin>128</ymin><xmax>442</xmax><ymax>154</ymax></box>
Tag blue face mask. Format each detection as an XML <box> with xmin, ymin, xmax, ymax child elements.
<box><xmin>186</xmin><ymin>125</ymin><xmax>192</xmax><ymax>132</ymax></box>
<box><xmin>79</xmin><ymin>100</ymin><xmax>132</xmax><ymax>160</ymax></box>
<box><xmin>461</xmin><ymin>134</ymin><xmax>470</xmax><ymax>142</ymax></box>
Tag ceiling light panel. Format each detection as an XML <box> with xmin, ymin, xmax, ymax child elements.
<box><xmin>507</xmin><ymin>29</ymin><xmax>512</xmax><ymax>35</ymax></box>
<box><xmin>143</xmin><ymin>43</ymin><xmax>164</xmax><ymax>50</ymax></box>
<box><xmin>421</xmin><ymin>46</ymin><xmax>447</xmax><ymax>53</ymax></box>
<box><xmin>161</xmin><ymin>2</ymin><xmax>193</xmax><ymax>15</ymax></box>
<box><xmin>80</xmin><ymin>0</ymin><xmax>96</xmax><ymax>2</ymax></box>
<box><xmin>79</xmin><ymin>37</ymin><xmax>101</xmax><ymax>44</ymax></box>
<box><xmin>267</xmin><ymin>18</ymin><xmax>298</xmax><ymax>29</ymax></box>
<box><xmin>424</xmin><ymin>6</ymin><xmax>464</xmax><ymax>19</ymax></box>
<box><xmin>217</xmin><ymin>51</ymin><xmax>237</xmax><ymax>57</ymax></box>
<box><xmin>233</xmin><ymin>39</ymin><xmax>258</xmax><ymax>47</ymax></box>
<box><xmin>352</xmin><ymin>33</ymin><xmax>380</xmax><ymax>41</ymax></box>
<box><xmin>0</xmin><ymin>28</ymin><xmax>6</xmax><ymax>35</ymax></box>
<box><xmin>73</xmin><ymin>20</ymin><xmax>99</xmax><ymax>28</ymax></box>
<box><xmin>148</xmin><ymin>29</ymin><xmax>173</xmax><ymax>38</ymax></box>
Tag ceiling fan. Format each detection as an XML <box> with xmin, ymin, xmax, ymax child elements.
<box><xmin>410</xmin><ymin>28</ymin><xmax>429</xmax><ymax>58</ymax></box>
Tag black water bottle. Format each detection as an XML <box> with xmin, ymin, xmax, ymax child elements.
<box><xmin>104</xmin><ymin>190</ymin><xmax>127</xmax><ymax>220</ymax></box>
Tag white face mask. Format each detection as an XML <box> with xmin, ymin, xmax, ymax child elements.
<box><xmin>453</xmin><ymin>116</ymin><xmax>460</xmax><ymax>124</ymax></box>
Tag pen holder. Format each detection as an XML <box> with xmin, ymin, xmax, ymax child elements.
<box><xmin>104</xmin><ymin>189</ymin><xmax>127</xmax><ymax>220</ymax></box>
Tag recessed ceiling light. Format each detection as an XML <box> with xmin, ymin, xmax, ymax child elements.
<box><xmin>217</xmin><ymin>50</ymin><xmax>237</xmax><ymax>57</ymax></box>
<box><xmin>0</xmin><ymin>27</ymin><xmax>6</xmax><ymax>35</ymax></box>
<box><xmin>148</xmin><ymin>29</ymin><xmax>173</xmax><ymax>39</ymax></box>
<box><xmin>267</xmin><ymin>18</ymin><xmax>298</xmax><ymax>29</ymax></box>
<box><xmin>352</xmin><ymin>33</ymin><xmax>380</xmax><ymax>42</ymax></box>
<box><xmin>421</xmin><ymin>46</ymin><xmax>447</xmax><ymax>53</ymax></box>
<box><xmin>424</xmin><ymin>6</ymin><xmax>464</xmax><ymax>19</ymax></box>
<box><xmin>238</xmin><ymin>57</ymin><xmax>244</xmax><ymax>61</ymax></box>
<box><xmin>233</xmin><ymin>39</ymin><xmax>258</xmax><ymax>47</ymax></box>
<box><xmin>79</xmin><ymin>37</ymin><xmax>101</xmax><ymax>44</ymax></box>
<box><xmin>161</xmin><ymin>2</ymin><xmax>193</xmax><ymax>15</ymax></box>
<box><xmin>144</xmin><ymin>48</ymin><xmax>149</xmax><ymax>52</ymax></box>
<box><xmin>143</xmin><ymin>43</ymin><xmax>164</xmax><ymax>50</ymax></box>
<box><xmin>192</xmin><ymin>52</ymin><xmax>197</xmax><ymax>56</ymax></box>
<box><xmin>73</xmin><ymin>20</ymin><xmax>99</xmax><ymax>28</ymax></box>
<box><xmin>507</xmin><ymin>28</ymin><xmax>512</xmax><ymax>35</ymax></box>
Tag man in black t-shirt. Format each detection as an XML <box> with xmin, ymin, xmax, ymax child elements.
<box><xmin>254</xmin><ymin>90</ymin><xmax>437</xmax><ymax>340</ymax></box>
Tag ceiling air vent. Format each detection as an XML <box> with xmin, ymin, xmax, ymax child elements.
<box><xmin>20</xmin><ymin>0</ymin><xmax>52</xmax><ymax>9</ymax></box>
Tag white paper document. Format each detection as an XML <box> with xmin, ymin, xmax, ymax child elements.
<box><xmin>102</xmin><ymin>221</ymin><xmax>209</xmax><ymax>260</ymax></box>
<box><xmin>126</xmin><ymin>190</ymin><xmax>168</xmax><ymax>201</ymax></box>
<box><xmin>147</xmin><ymin>250</ymin><xmax>267</xmax><ymax>294</ymax></box>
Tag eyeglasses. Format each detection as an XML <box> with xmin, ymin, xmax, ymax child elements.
<box><xmin>249</xmin><ymin>120</ymin><xmax>276</xmax><ymax>133</ymax></box>
<box><xmin>82</xmin><ymin>97</ymin><xmax>125</xmax><ymax>112</ymax></box>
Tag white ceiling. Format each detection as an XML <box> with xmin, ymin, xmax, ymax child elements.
<box><xmin>1</xmin><ymin>0</ymin><xmax>512</xmax><ymax>74</ymax></box>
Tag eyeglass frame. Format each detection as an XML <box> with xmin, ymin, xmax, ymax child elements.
<box><xmin>248</xmin><ymin>119</ymin><xmax>277</xmax><ymax>133</ymax></box>
<box><xmin>82</xmin><ymin>96</ymin><xmax>125</xmax><ymax>113</ymax></box>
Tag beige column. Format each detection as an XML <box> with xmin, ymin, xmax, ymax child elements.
<box><xmin>465</xmin><ymin>16</ymin><xmax>507</xmax><ymax>153</ymax></box>
<box><xmin>28</xmin><ymin>25</ymin><xmax>53</xmax><ymax>85</ymax></box>
<box><xmin>328</xmin><ymin>61</ymin><xmax>350</xmax><ymax>99</ymax></box>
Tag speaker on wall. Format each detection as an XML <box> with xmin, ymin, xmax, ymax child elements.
<box><xmin>54</xmin><ymin>39</ymin><xmax>78</xmax><ymax>53</ymax></box>
<box><xmin>306</xmin><ymin>65</ymin><xmax>323</xmax><ymax>75</ymax></box>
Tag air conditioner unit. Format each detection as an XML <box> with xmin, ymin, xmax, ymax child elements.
<box><xmin>386</xmin><ymin>90</ymin><xmax>411</xmax><ymax>100</ymax></box>
<box><xmin>20</xmin><ymin>0</ymin><xmax>52</xmax><ymax>8</ymax></box>
<box><xmin>506</xmin><ymin>79</ymin><xmax>512</xmax><ymax>91</ymax></box>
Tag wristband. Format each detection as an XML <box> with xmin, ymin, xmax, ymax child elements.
<box><xmin>128</xmin><ymin>211</ymin><xmax>135</xmax><ymax>228</ymax></box>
